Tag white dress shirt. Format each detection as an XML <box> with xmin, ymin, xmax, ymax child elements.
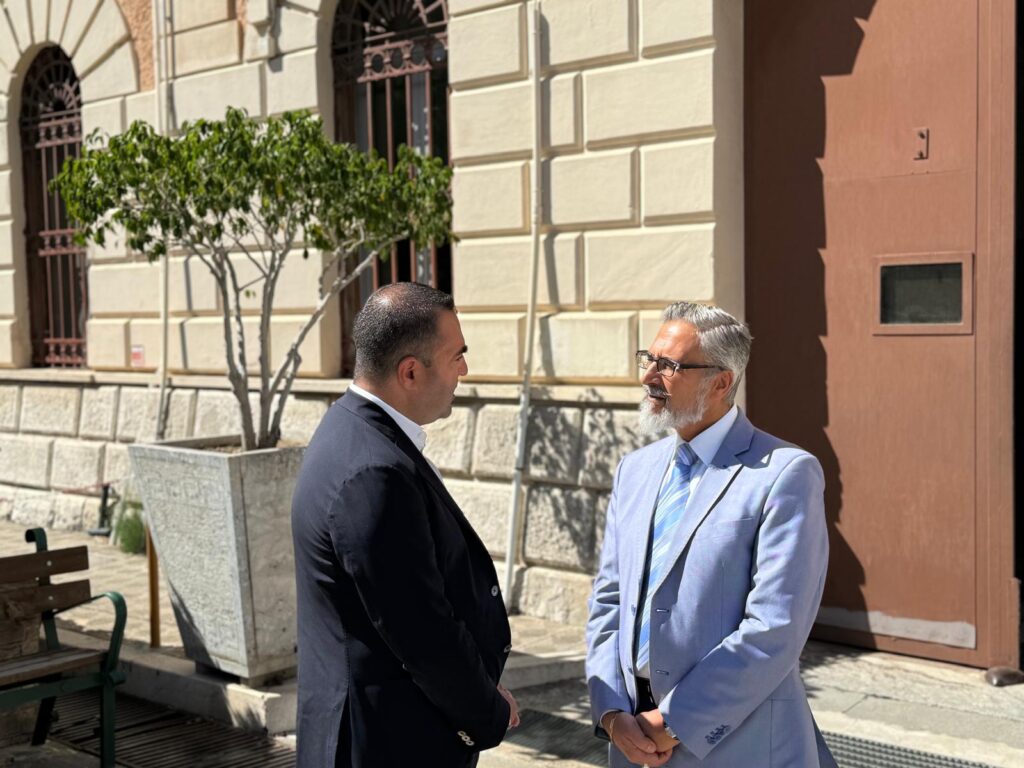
<box><xmin>348</xmin><ymin>383</ymin><xmax>442</xmax><ymax>480</ymax></box>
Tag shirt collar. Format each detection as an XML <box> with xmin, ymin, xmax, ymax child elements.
<box><xmin>677</xmin><ymin>404</ymin><xmax>739</xmax><ymax>467</ymax></box>
<box><xmin>348</xmin><ymin>383</ymin><xmax>427</xmax><ymax>453</ymax></box>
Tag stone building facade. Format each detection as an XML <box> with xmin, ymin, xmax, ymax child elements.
<box><xmin>0</xmin><ymin>0</ymin><xmax>742</xmax><ymax>624</ymax></box>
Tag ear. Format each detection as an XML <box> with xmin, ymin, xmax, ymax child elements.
<box><xmin>713</xmin><ymin>370</ymin><xmax>734</xmax><ymax>400</ymax></box>
<box><xmin>395</xmin><ymin>356</ymin><xmax>419</xmax><ymax>391</ymax></box>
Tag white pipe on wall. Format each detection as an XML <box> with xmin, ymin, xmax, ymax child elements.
<box><xmin>154</xmin><ymin>0</ymin><xmax>171</xmax><ymax>440</ymax></box>
<box><xmin>503</xmin><ymin>0</ymin><xmax>544</xmax><ymax>608</ymax></box>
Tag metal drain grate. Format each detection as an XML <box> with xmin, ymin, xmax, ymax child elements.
<box><xmin>49</xmin><ymin>689</ymin><xmax>295</xmax><ymax>767</ymax></box>
<box><xmin>824</xmin><ymin>731</ymin><xmax>1000</xmax><ymax>768</ymax></box>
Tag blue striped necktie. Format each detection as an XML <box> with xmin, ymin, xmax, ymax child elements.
<box><xmin>636</xmin><ymin>443</ymin><xmax>696</xmax><ymax>674</ymax></box>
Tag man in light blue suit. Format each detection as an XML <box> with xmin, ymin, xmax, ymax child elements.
<box><xmin>586</xmin><ymin>302</ymin><xmax>837</xmax><ymax>768</ymax></box>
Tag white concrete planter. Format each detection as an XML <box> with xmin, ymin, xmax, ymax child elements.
<box><xmin>128</xmin><ymin>436</ymin><xmax>304</xmax><ymax>683</ymax></box>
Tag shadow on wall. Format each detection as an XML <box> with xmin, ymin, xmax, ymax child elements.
<box><xmin>744</xmin><ymin>0</ymin><xmax>877</xmax><ymax>631</ymax></box>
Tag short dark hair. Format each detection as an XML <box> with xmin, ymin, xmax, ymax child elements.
<box><xmin>353</xmin><ymin>282</ymin><xmax>456</xmax><ymax>383</ymax></box>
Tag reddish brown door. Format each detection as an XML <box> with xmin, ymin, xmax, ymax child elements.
<box><xmin>745</xmin><ymin>0</ymin><xmax>1018</xmax><ymax>667</ymax></box>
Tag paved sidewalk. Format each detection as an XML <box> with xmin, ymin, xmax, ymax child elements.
<box><xmin>4</xmin><ymin>521</ymin><xmax>1024</xmax><ymax>767</ymax></box>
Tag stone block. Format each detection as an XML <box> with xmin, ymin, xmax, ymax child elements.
<box><xmin>543</xmin><ymin>0</ymin><xmax>634</xmax><ymax>69</ymax></box>
<box><xmin>525</xmin><ymin>406</ymin><xmax>583</xmax><ymax>483</ymax></box>
<box><xmin>585</xmin><ymin>52</ymin><xmax>713</xmax><ymax>146</ymax></box>
<box><xmin>449</xmin><ymin>3</ymin><xmax>526</xmax><ymax>89</ymax></box>
<box><xmin>459</xmin><ymin>313</ymin><xmax>525</xmax><ymax>378</ymax></box>
<box><xmin>270</xmin><ymin>313</ymin><xmax>342</xmax><ymax>377</ymax></box>
<box><xmin>0</xmin><ymin>95</ymin><xmax>7</xmax><ymax>122</ymax></box>
<box><xmin>51</xmin><ymin>494</ymin><xmax>96</xmax><ymax>531</ymax></box>
<box><xmin>454</xmin><ymin>234</ymin><xmax>581</xmax><ymax>310</ymax></box>
<box><xmin>0</xmin><ymin>9</ymin><xmax>22</xmax><ymax>69</ymax></box>
<box><xmin>0</xmin><ymin>319</ymin><xmax>25</xmax><ymax>368</ymax></box>
<box><xmin>124</xmin><ymin>90</ymin><xmax>156</xmax><ymax>128</ymax></box>
<box><xmin>641</xmin><ymin>0</ymin><xmax>713</xmax><ymax>55</ymax></box>
<box><xmin>265</xmin><ymin>49</ymin><xmax>319</xmax><ymax>115</ymax></box>
<box><xmin>49</xmin><ymin>0</ymin><xmax>72</xmax><ymax>43</ymax></box>
<box><xmin>451</xmin><ymin>83</ymin><xmax>532</xmax><ymax>161</ymax></box>
<box><xmin>450</xmin><ymin>0</ymin><xmax>518</xmax><ymax>14</ymax></box>
<box><xmin>86</xmin><ymin>319</ymin><xmax>129</xmax><ymax>369</ymax></box>
<box><xmin>80</xmin><ymin>41</ymin><xmax>138</xmax><ymax>102</ymax></box>
<box><xmin>0</xmin><ymin>222</ymin><xmax>12</xmax><ymax>266</ymax></box>
<box><xmin>61</xmin><ymin>0</ymin><xmax>101</xmax><ymax>53</ymax></box>
<box><xmin>103</xmin><ymin>442</ymin><xmax>136</xmax><ymax>500</ymax></box>
<box><xmin>116</xmin><ymin>387</ymin><xmax>159</xmax><ymax>442</ymax></box>
<box><xmin>524</xmin><ymin>484</ymin><xmax>596</xmax><ymax>571</ymax></box>
<box><xmin>5</xmin><ymin>0</ymin><xmax>32</xmax><ymax>50</ymax></box>
<box><xmin>273</xmin><ymin>5</ymin><xmax>318</xmax><ymax>54</ymax></box>
<box><xmin>192</xmin><ymin>389</ymin><xmax>244</xmax><ymax>438</ymax></box>
<box><xmin>172</xmin><ymin>0</ymin><xmax>233</xmax><ymax>32</ymax></box>
<box><xmin>28</xmin><ymin>0</ymin><xmax>46</xmax><ymax>42</ymax></box>
<box><xmin>446</xmin><ymin>478</ymin><xmax>512</xmax><ymax>557</ymax></box>
<box><xmin>231</xmin><ymin>250</ymin><xmax>325</xmax><ymax>313</ymax></box>
<box><xmin>20</xmin><ymin>386</ymin><xmax>81</xmax><ymax>436</ymax></box>
<box><xmin>471</xmin><ymin>404</ymin><xmax>518</xmax><ymax>478</ymax></box>
<box><xmin>544</xmin><ymin>73</ymin><xmax>580</xmax><ymax>150</ymax></box>
<box><xmin>586</xmin><ymin>226</ymin><xmax>715</xmax><ymax>306</ymax></box>
<box><xmin>89</xmin><ymin>261</ymin><xmax>160</xmax><ymax>316</ymax></box>
<box><xmin>533</xmin><ymin>311</ymin><xmax>637</xmax><ymax>380</ymax></box>
<box><xmin>51</xmin><ymin>439</ymin><xmax>105</xmax><ymax>493</ymax></box>
<box><xmin>0</xmin><ymin>483</ymin><xmax>14</xmax><ymax>520</ymax></box>
<box><xmin>424</xmin><ymin>406</ymin><xmax>476</xmax><ymax>474</ymax></box>
<box><xmin>87</xmin><ymin>226</ymin><xmax>129</xmax><ymax>262</ymax></box>
<box><xmin>0</xmin><ymin>270</ymin><xmax>14</xmax><ymax>316</ymax></box>
<box><xmin>181</xmin><ymin>316</ymin><xmax>261</xmax><ymax>374</ymax></box>
<box><xmin>10</xmin><ymin>489</ymin><xmax>54</xmax><ymax>528</ymax></box>
<box><xmin>72</xmin><ymin>0</ymin><xmax>131</xmax><ymax>77</ymax></box>
<box><xmin>452</xmin><ymin>162</ymin><xmax>529</xmax><ymax>236</ymax></box>
<box><xmin>160</xmin><ymin>389</ymin><xmax>197</xmax><ymax>440</ymax></box>
<box><xmin>638</xmin><ymin>310</ymin><xmax>665</xmax><ymax>351</ymax></box>
<box><xmin>173</xmin><ymin>64</ymin><xmax>263</xmax><ymax>124</ymax></box>
<box><xmin>547</xmin><ymin>150</ymin><xmax>637</xmax><ymax>227</ymax></box>
<box><xmin>173</xmin><ymin>19</ymin><xmax>242</xmax><ymax>76</ymax></box>
<box><xmin>278</xmin><ymin>395</ymin><xmax>329</xmax><ymax>445</ymax></box>
<box><xmin>128</xmin><ymin>318</ymin><xmax>186</xmax><ymax>371</ymax></box>
<box><xmin>0</xmin><ymin>434</ymin><xmax>53</xmax><ymax>488</ymax></box>
<box><xmin>642</xmin><ymin>139</ymin><xmax>714</xmax><ymax>220</ymax></box>
<box><xmin>517</xmin><ymin>565</ymin><xmax>594</xmax><ymax>625</ymax></box>
<box><xmin>0</xmin><ymin>170</ymin><xmax>11</xmax><ymax>216</ymax></box>
<box><xmin>593</xmin><ymin>490</ymin><xmax>610</xmax><ymax>555</ymax></box>
<box><xmin>170</xmin><ymin>255</ymin><xmax>219</xmax><ymax>312</ymax></box>
<box><xmin>81</xmin><ymin>97</ymin><xmax>125</xmax><ymax>141</ymax></box>
<box><xmin>579</xmin><ymin>408</ymin><xmax>649</xmax><ymax>488</ymax></box>
<box><xmin>80</xmin><ymin>386</ymin><xmax>120</xmax><ymax>440</ymax></box>
<box><xmin>0</xmin><ymin>385</ymin><xmax>19</xmax><ymax>430</ymax></box>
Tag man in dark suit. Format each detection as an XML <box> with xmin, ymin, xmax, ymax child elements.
<box><xmin>292</xmin><ymin>283</ymin><xmax>518</xmax><ymax>768</ymax></box>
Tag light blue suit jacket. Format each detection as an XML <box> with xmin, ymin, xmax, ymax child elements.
<box><xmin>586</xmin><ymin>410</ymin><xmax>837</xmax><ymax>767</ymax></box>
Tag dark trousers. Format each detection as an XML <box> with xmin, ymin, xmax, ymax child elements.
<box><xmin>634</xmin><ymin>677</ymin><xmax>656</xmax><ymax>713</ymax></box>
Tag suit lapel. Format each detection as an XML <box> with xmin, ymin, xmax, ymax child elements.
<box><xmin>645</xmin><ymin>411</ymin><xmax>755</xmax><ymax>601</ymax></box>
<box><xmin>340</xmin><ymin>391</ymin><xmax>488</xmax><ymax>553</ymax></box>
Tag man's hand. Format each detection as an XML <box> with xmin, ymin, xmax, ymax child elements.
<box><xmin>601</xmin><ymin>711</ymin><xmax>672</xmax><ymax>766</ymax></box>
<box><xmin>497</xmin><ymin>684</ymin><xmax>520</xmax><ymax>728</ymax></box>
<box><xmin>636</xmin><ymin>708</ymin><xmax>679</xmax><ymax>753</ymax></box>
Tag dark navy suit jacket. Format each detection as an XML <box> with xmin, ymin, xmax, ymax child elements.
<box><xmin>291</xmin><ymin>392</ymin><xmax>512</xmax><ymax>768</ymax></box>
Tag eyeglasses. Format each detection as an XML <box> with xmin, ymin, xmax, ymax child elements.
<box><xmin>635</xmin><ymin>350</ymin><xmax>725</xmax><ymax>378</ymax></box>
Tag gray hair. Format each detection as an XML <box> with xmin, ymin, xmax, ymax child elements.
<box><xmin>662</xmin><ymin>301</ymin><xmax>752</xmax><ymax>404</ymax></box>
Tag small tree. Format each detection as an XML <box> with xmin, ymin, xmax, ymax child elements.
<box><xmin>56</xmin><ymin>108</ymin><xmax>452</xmax><ymax>450</ymax></box>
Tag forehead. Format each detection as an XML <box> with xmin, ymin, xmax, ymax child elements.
<box><xmin>649</xmin><ymin>320</ymin><xmax>701</xmax><ymax>358</ymax></box>
<box><xmin>435</xmin><ymin>309</ymin><xmax>465</xmax><ymax>347</ymax></box>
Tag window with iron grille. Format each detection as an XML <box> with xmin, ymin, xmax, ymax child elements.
<box><xmin>332</xmin><ymin>0</ymin><xmax>451</xmax><ymax>375</ymax></box>
<box><xmin>19</xmin><ymin>46</ymin><xmax>87</xmax><ymax>368</ymax></box>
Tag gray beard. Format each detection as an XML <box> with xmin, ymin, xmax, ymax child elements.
<box><xmin>638</xmin><ymin>385</ymin><xmax>710</xmax><ymax>438</ymax></box>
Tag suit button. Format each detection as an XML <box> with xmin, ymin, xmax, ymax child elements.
<box><xmin>503</xmin><ymin>644</ymin><xmax>512</xmax><ymax>653</ymax></box>
<box><xmin>457</xmin><ymin>731</ymin><xmax>467</xmax><ymax>737</ymax></box>
<box><xmin>466</xmin><ymin>739</ymin><xmax>475</xmax><ymax>746</ymax></box>
<box><xmin>490</xmin><ymin>585</ymin><xmax>499</xmax><ymax>597</ymax></box>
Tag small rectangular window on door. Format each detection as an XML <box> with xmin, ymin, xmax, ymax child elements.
<box><xmin>873</xmin><ymin>252</ymin><xmax>973</xmax><ymax>335</ymax></box>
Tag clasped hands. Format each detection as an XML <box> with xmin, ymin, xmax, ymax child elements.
<box><xmin>498</xmin><ymin>683</ymin><xmax>521</xmax><ymax>729</ymax></box>
<box><xmin>602</xmin><ymin>708</ymin><xmax>678</xmax><ymax>766</ymax></box>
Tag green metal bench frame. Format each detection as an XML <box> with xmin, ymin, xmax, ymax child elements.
<box><xmin>0</xmin><ymin>527</ymin><xmax>126</xmax><ymax>767</ymax></box>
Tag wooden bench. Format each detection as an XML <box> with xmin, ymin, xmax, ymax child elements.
<box><xmin>0</xmin><ymin>527</ymin><xmax>126</xmax><ymax>767</ymax></box>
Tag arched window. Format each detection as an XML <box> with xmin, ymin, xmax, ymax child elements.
<box><xmin>19</xmin><ymin>47</ymin><xmax>86</xmax><ymax>368</ymax></box>
<box><xmin>332</xmin><ymin>0</ymin><xmax>450</xmax><ymax>373</ymax></box>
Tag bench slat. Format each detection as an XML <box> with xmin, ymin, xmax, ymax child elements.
<box><xmin>0</xmin><ymin>580</ymin><xmax>92</xmax><ymax>619</ymax></box>
<box><xmin>0</xmin><ymin>648</ymin><xmax>105</xmax><ymax>688</ymax></box>
<box><xmin>0</xmin><ymin>547</ymin><xmax>89</xmax><ymax>584</ymax></box>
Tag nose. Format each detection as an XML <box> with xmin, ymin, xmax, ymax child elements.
<box><xmin>459</xmin><ymin>357</ymin><xmax>469</xmax><ymax>377</ymax></box>
<box><xmin>641</xmin><ymin>363</ymin><xmax>660</xmax><ymax>387</ymax></box>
